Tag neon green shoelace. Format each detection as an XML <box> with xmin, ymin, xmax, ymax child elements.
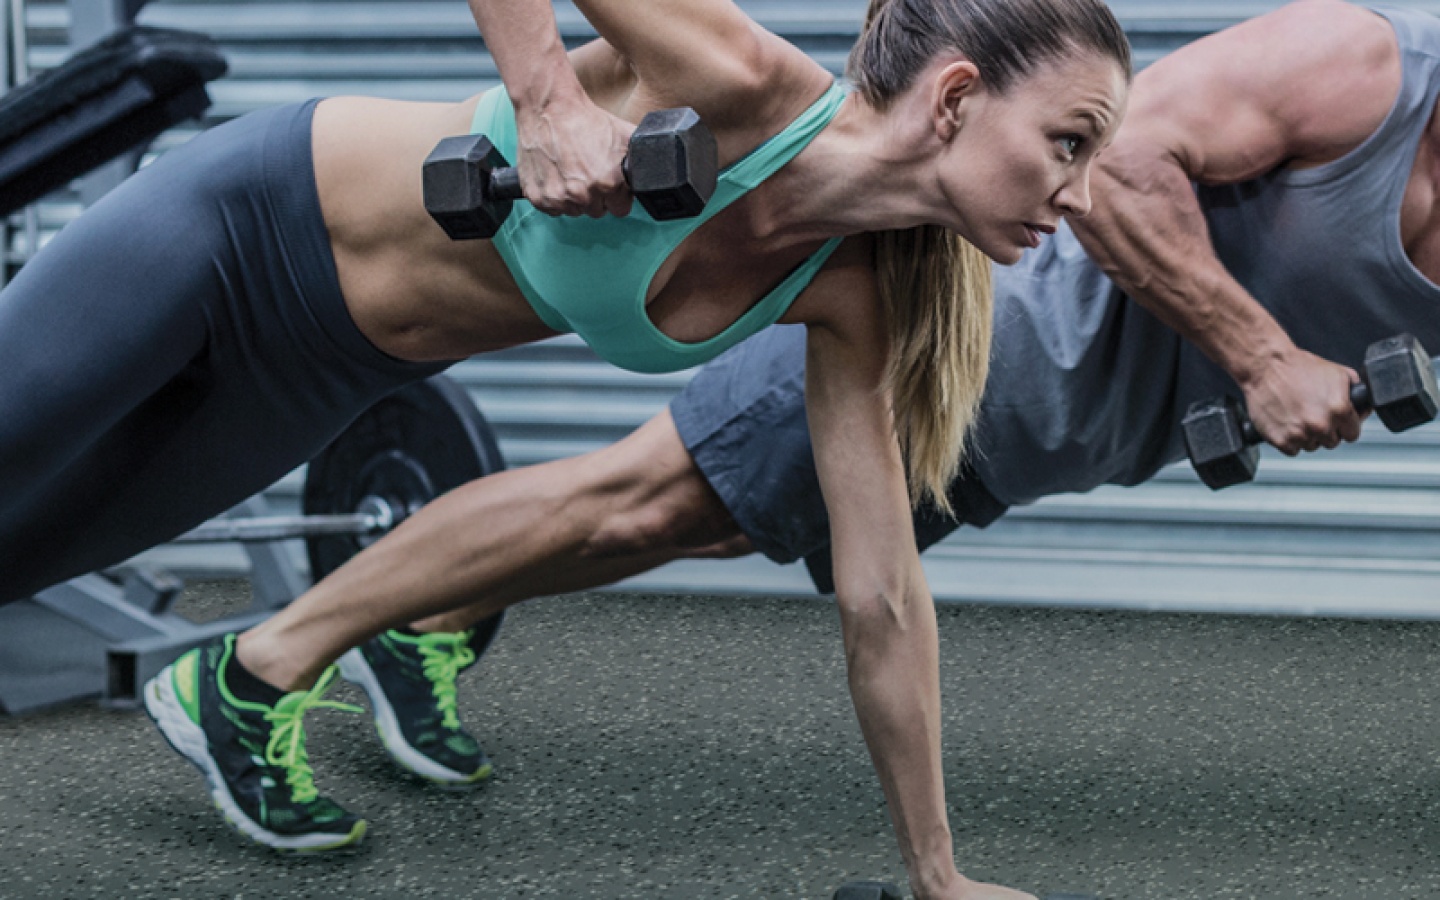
<box><xmin>415</xmin><ymin>631</ymin><xmax>476</xmax><ymax>731</ymax></box>
<box><xmin>264</xmin><ymin>666</ymin><xmax>362</xmax><ymax>804</ymax></box>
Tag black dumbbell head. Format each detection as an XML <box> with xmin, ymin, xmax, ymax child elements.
<box><xmin>422</xmin><ymin>134</ymin><xmax>514</xmax><ymax>240</ymax></box>
<box><xmin>1182</xmin><ymin>395</ymin><xmax>1259</xmax><ymax>490</ymax></box>
<box><xmin>628</xmin><ymin>108</ymin><xmax>718</xmax><ymax>221</ymax></box>
<box><xmin>833</xmin><ymin>881</ymin><xmax>903</xmax><ymax>900</ymax></box>
<box><xmin>1363</xmin><ymin>333</ymin><xmax>1440</xmax><ymax>432</ymax></box>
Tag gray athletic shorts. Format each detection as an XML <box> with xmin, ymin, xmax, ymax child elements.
<box><xmin>670</xmin><ymin>324</ymin><xmax>1008</xmax><ymax>592</ymax></box>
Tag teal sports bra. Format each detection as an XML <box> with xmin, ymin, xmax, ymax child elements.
<box><xmin>471</xmin><ymin>83</ymin><xmax>848</xmax><ymax>374</ymax></box>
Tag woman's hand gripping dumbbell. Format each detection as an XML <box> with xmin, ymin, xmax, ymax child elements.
<box><xmin>422</xmin><ymin>108</ymin><xmax>718</xmax><ymax>240</ymax></box>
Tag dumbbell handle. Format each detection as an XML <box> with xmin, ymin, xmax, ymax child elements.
<box><xmin>487</xmin><ymin>166</ymin><xmax>523</xmax><ymax>202</ymax></box>
<box><xmin>1234</xmin><ymin>380</ymin><xmax>1373</xmax><ymax>447</ymax></box>
<box><xmin>483</xmin><ymin>158</ymin><xmax>633</xmax><ymax>204</ymax></box>
<box><xmin>1349</xmin><ymin>379</ymin><xmax>1375</xmax><ymax>417</ymax></box>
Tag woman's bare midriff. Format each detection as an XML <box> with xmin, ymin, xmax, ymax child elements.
<box><xmin>311</xmin><ymin>96</ymin><xmax>559</xmax><ymax>363</ymax></box>
<box><xmin>308</xmin><ymin>54</ymin><xmax>844</xmax><ymax>361</ymax></box>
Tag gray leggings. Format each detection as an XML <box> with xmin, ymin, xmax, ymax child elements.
<box><xmin>0</xmin><ymin>100</ymin><xmax>448</xmax><ymax>604</ymax></box>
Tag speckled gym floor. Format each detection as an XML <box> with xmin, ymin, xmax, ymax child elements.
<box><xmin>2</xmin><ymin>580</ymin><xmax>1438</xmax><ymax>899</ymax></box>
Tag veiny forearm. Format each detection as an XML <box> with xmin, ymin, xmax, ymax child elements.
<box><xmin>839</xmin><ymin>576</ymin><xmax>954</xmax><ymax>892</ymax></box>
<box><xmin>1071</xmin><ymin>148</ymin><xmax>1295</xmax><ymax>387</ymax></box>
<box><xmin>468</xmin><ymin>0</ymin><xmax>585</xmax><ymax>109</ymax></box>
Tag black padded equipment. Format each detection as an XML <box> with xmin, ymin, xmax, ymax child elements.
<box><xmin>0</xmin><ymin>25</ymin><xmax>227</xmax><ymax>216</ymax></box>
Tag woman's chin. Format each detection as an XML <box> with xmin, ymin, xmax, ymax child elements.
<box><xmin>983</xmin><ymin>242</ymin><xmax>1026</xmax><ymax>266</ymax></box>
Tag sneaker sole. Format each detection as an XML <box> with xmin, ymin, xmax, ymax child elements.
<box><xmin>143</xmin><ymin>663</ymin><xmax>368</xmax><ymax>852</ymax></box>
<box><xmin>338</xmin><ymin>648</ymin><xmax>493</xmax><ymax>789</ymax></box>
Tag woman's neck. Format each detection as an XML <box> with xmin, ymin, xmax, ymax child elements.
<box><xmin>751</xmin><ymin>90</ymin><xmax>948</xmax><ymax>243</ymax></box>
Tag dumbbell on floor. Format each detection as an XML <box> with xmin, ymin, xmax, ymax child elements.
<box><xmin>1183</xmin><ymin>332</ymin><xmax>1440</xmax><ymax>489</ymax></box>
<box><xmin>834</xmin><ymin>882</ymin><xmax>903</xmax><ymax>900</ymax></box>
<box><xmin>423</xmin><ymin>107</ymin><xmax>718</xmax><ymax>240</ymax></box>
<box><xmin>832</xmin><ymin>880</ymin><xmax>1097</xmax><ymax>900</ymax></box>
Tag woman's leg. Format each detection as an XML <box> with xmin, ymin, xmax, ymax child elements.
<box><xmin>0</xmin><ymin>101</ymin><xmax>442</xmax><ymax>604</ymax></box>
<box><xmin>0</xmin><ymin>141</ymin><xmax>220</xmax><ymax>601</ymax></box>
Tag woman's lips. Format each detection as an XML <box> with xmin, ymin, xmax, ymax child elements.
<box><xmin>1023</xmin><ymin>222</ymin><xmax>1057</xmax><ymax>248</ymax></box>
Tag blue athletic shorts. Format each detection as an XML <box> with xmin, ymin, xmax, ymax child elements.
<box><xmin>670</xmin><ymin>324</ymin><xmax>1008</xmax><ymax>591</ymax></box>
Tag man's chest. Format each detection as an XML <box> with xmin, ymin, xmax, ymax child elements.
<box><xmin>1399</xmin><ymin>120</ymin><xmax>1440</xmax><ymax>285</ymax></box>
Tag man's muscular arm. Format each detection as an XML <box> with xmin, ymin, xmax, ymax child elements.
<box><xmin>1070</xmin><ymin>0</ymin><xmax>1398</xmax><ymax>453</ymax></box>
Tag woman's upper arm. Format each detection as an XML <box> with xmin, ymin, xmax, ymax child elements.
<box><xmin>570</xmin><ymin>0</ymin><xmax>807</xmax><ymax>120</ymax></box>
<box><xmin>1121</xmin><ymin>0</ymin><xmax>1400</xmax><ymax>183</ymax></box>
<box><xmin>800</xmin><ymin>247</ymin><xmax>919</xmax><ymax>596</ymax></box>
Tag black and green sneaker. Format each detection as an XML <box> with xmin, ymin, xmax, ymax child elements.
<box><xmin>338</xmin><ymin>629</ymin><xmax>493</xmax><ymax>788</ymax></box>
<box><xmin>143</xmin><ymin>634</ymin><xmax>368</xmax><ymax>851</ymax></box>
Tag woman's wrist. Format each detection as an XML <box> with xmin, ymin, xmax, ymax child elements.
<box><xmin>908</xmin><ymin>859</ymin><xmax>964</xmax><ymax>899</ymax></box>
<box><xmin>508</xmin><ymin>64</ymin><xmax>588</xmax><ymax>117</ymax></box>
<box><xmin>903</xmin><ymin>830</ymin><xmax>961</xmax><ymax>897</ymax></box>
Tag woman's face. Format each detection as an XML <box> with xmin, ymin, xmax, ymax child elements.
<box><xmin>934</xmin><ymin>50</ymin><xmax>1129</xmax><ymax>264</ymax></box>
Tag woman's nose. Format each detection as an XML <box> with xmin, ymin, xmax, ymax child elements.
<box><xmin>1055</xmin><ymin>173</ymin><xmax>1093</xmax><ymax>218</ymax></box>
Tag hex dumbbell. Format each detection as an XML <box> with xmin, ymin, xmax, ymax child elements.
<box><xmin>832</xmin><ymin>881</ymin><xmax>1095</xmax><ymax>900</ymax></box>
<box><xmin>1183</xmin><ymin>333</ymin><xmax>1440</xmax><ymax>490</ymax></box>
<box><xmin>422</xmin><ymin>107</ymin><xmax>718</xmax><ymax>240</ymax></box>
<box><xmin>834</xmin><ymin>882</ymin><xmax>903</xmax><ymax>900</ymax></box>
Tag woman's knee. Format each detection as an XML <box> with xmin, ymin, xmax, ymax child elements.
<box><xmin>581</xmin><ymin>411</ymin><xmax>744</xmax><ymax>559</ymax></box>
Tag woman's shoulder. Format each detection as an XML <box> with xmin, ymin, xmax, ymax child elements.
<box><xmin>616</xmin><ymin>25</ymin><xmax>832</xmax><ymax>156</ymax></box>
<box><xmin>779</xmin><ymin>235</ymin><xmax>880</xmax><ymax>331</ymax></box>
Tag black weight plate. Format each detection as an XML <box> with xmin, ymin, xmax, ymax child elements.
<box><xmin>303</xmin><ymin>374</ymin><xmax>505</xmax><ymax>583</ymax></box>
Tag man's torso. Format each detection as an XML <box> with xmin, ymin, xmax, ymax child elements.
<box><xmin>972</xmin><ymin>3</ymin><xmax>1440</xmax><ymax>506</ymax></box>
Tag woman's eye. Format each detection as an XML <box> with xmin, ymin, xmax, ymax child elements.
<box><xmin>1059</xmin><ymin>135</ymin><xmax>1083</xmax><ymax>159</ymax></box>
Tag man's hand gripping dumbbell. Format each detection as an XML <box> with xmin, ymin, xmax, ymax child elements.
<box><xmin>1183</xmin><ymin>333</ymin><xmax>1440</xmax><ymax>489</ymax></box>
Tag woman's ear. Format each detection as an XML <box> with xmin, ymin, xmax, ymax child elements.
<box><xmin>933</xmin><ymin>59</ymin><xmax>981</xmax><ymax>140</ymax></box>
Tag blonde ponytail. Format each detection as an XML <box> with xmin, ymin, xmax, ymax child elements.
<box><xmin>874</xmin><ymin>226</ymin><xmax>992</xmax><ymax>514</ymax></box>
<box><xmin>847</xmin><ymin>0</ymin><xmax>1129</xmax><ymax>511</ymax></box>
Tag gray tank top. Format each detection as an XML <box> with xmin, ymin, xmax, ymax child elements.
<box><xmin>972</xmin><ymin>4</ymin><xmax>1440</xmax><ymax>506</ymax></box>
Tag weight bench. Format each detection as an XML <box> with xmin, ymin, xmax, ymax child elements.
<box><xmin>0</xmin><ymin>24</ymin><xmax>227</xmax><ymax>217</ymax></box>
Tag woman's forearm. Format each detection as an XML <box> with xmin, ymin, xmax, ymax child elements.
<box><xmin>839</xmin><ymin>578</ymin><xmax>958</xmax><ymax>895</ymax></box>
<box><xmin>467</xmin><ymin>0</ymin><xmax>586</xmax><ymax>110</ymax></box>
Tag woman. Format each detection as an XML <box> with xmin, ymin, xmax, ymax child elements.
<box><xmin>12</xmin><ymin>0</ymin><xmax>1129</xmax><ymax>894</ymax></box>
